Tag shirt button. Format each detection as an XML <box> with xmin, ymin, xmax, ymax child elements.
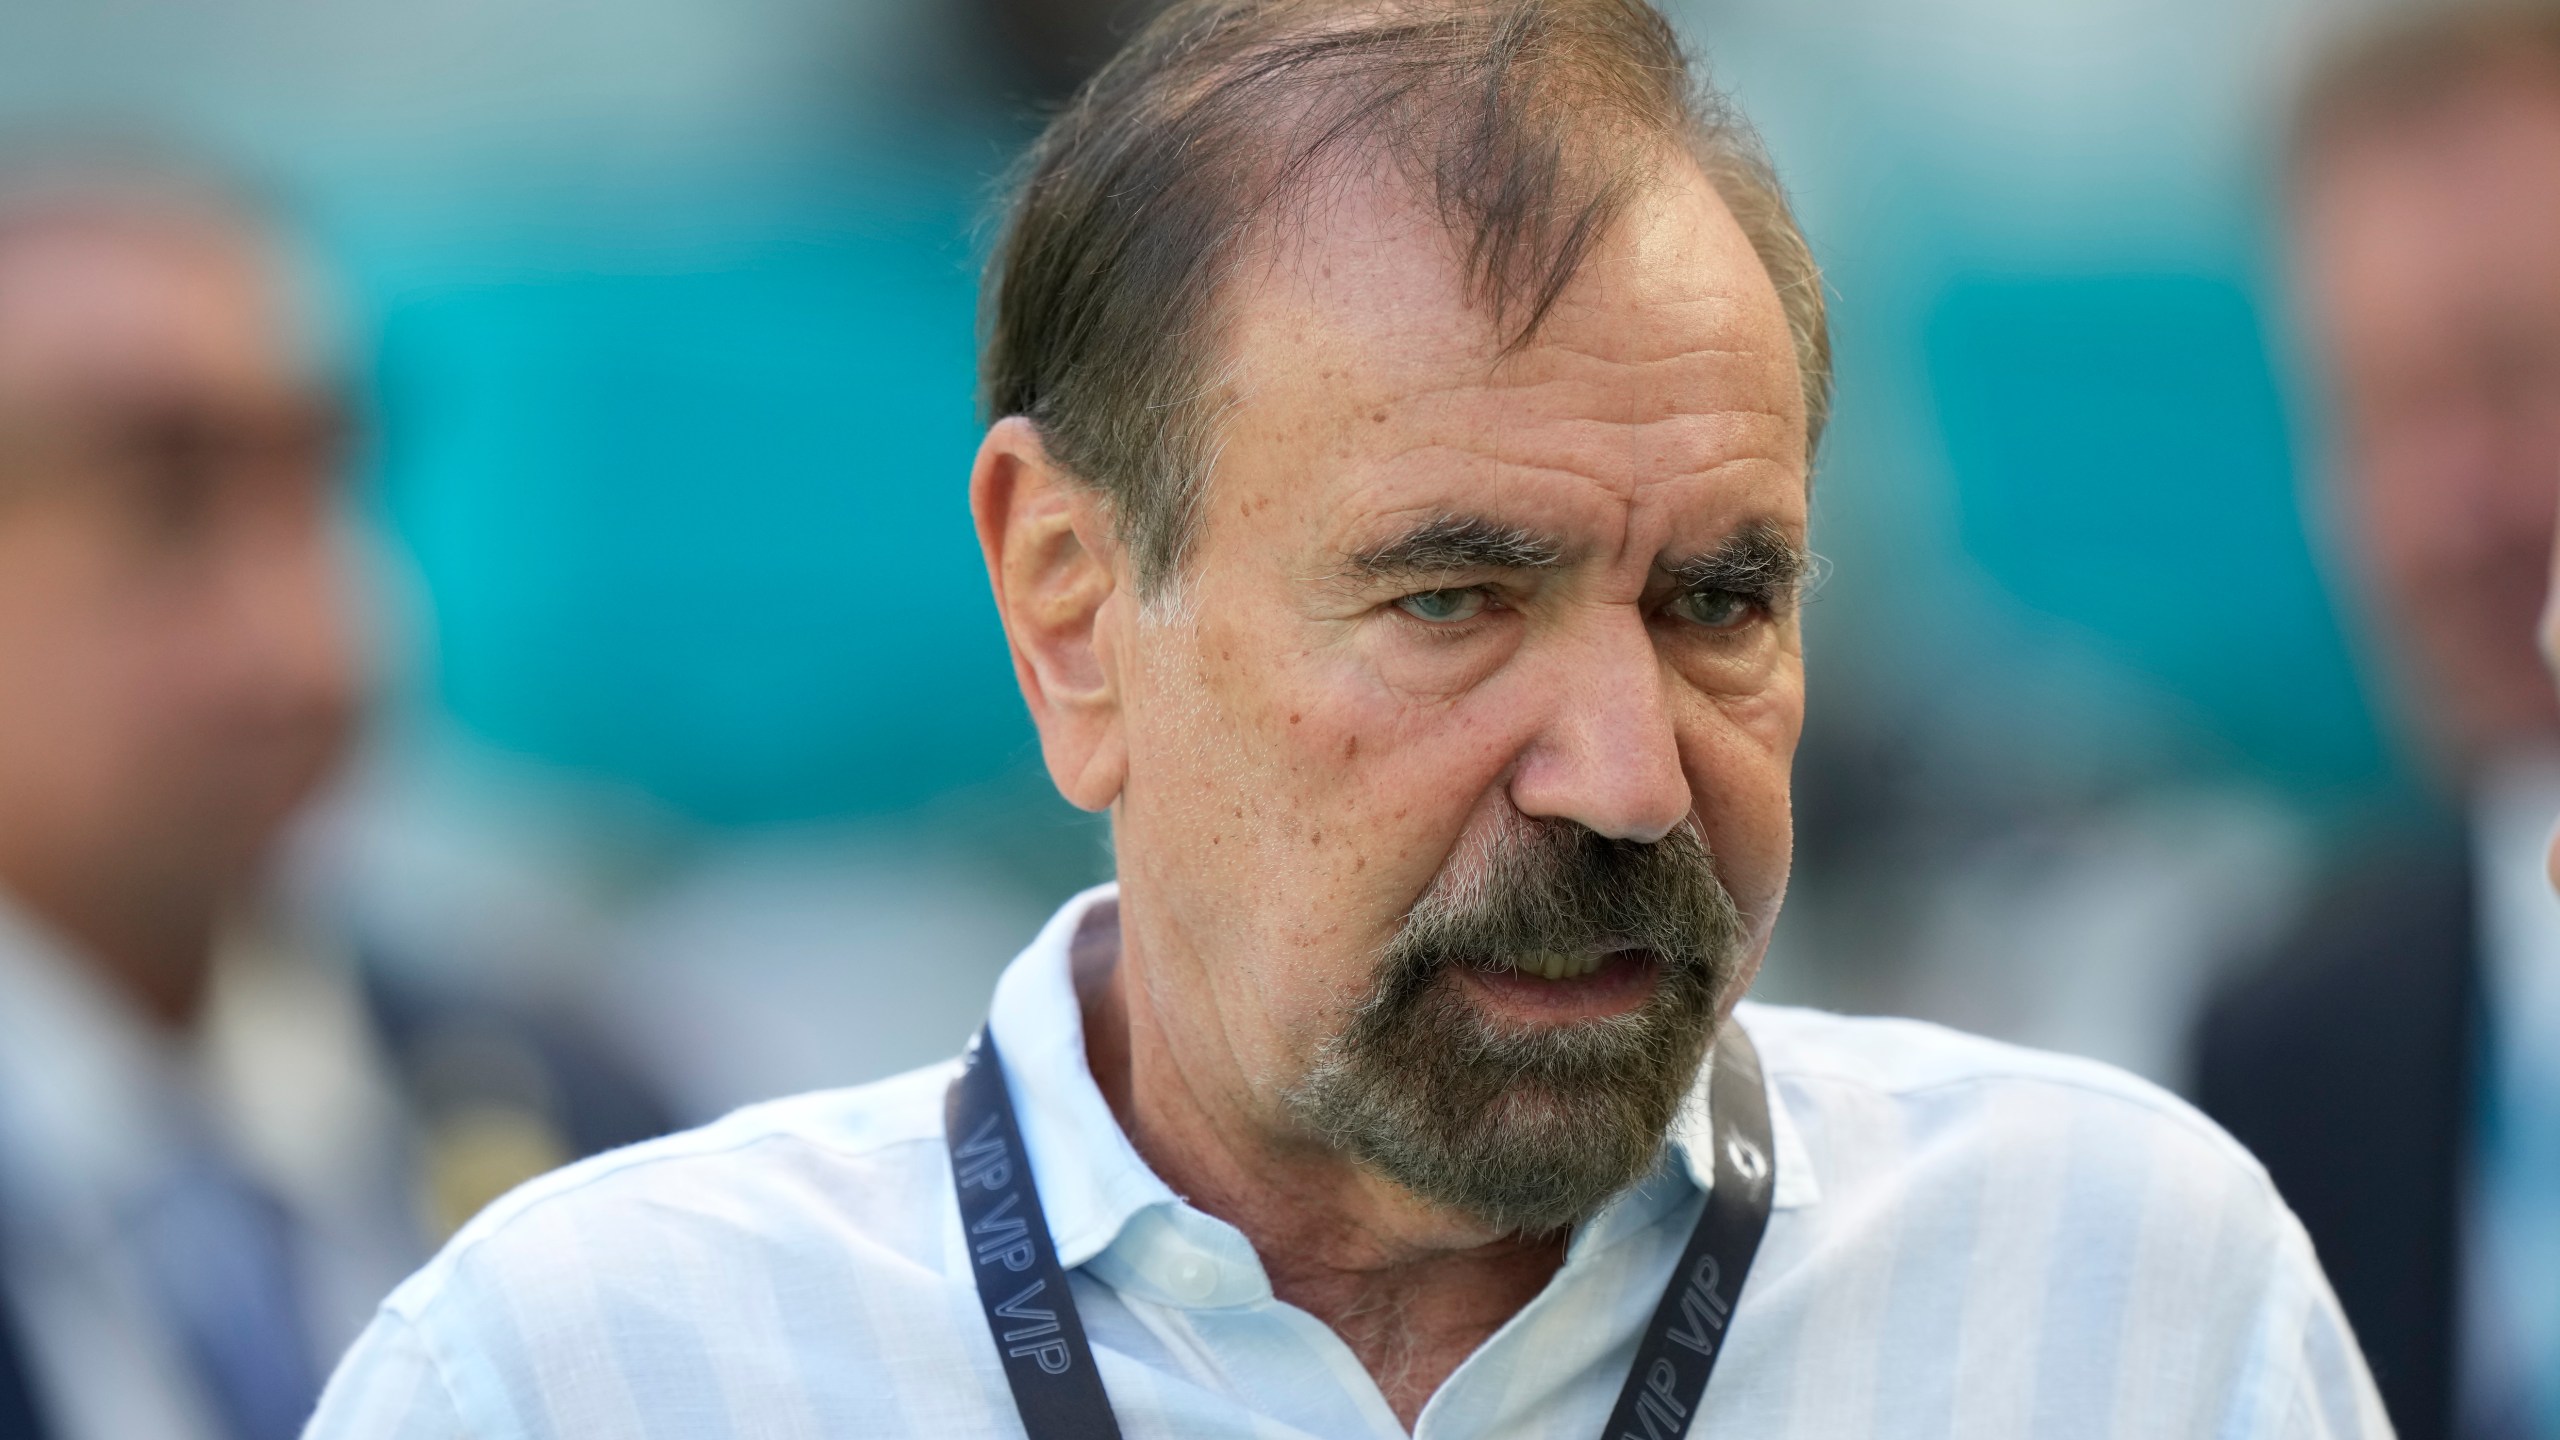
<box><xmin>1168</xmin><ymin>1254</ymin><xmax>1220</xmax><ymax>1305</ymax></box>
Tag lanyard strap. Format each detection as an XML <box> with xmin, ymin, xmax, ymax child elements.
<box><xmin>946</xmin><ymin>1022</ymin><xmax>1776</xmax><ymax>1440</ymax></box>
<box><xmin>946</xmin><ymin>1031</ymin><xmax>1126</xmax><ymax>1440</ymax></box>
<box><xmin>1597</xmin><ymin>1020</ymin><xmax>1775</xmax><ymax>1440</ymax></box>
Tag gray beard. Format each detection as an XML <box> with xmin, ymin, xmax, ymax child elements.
<box><xmin>1285</xmin><ymin>813</ymin><xmax>1747</xmax><ymax>1235</ymax></box>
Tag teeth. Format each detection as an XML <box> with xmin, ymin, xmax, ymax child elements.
<box><xmin>1517</xmin><ymin>952</ymin><xmax>1601</xmax><ymax>981</ymax></box>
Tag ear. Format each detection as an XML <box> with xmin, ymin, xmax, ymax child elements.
<box><xmin>971</xmin><ymin>417</ymin><xmax>1129</xmax><ymax>812</ymax></box>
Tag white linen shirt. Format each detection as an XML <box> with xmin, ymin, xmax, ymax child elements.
<box><xmin>306</xmin><ymin>884</ymin><xmax>2389</xmax><ymax>1439</ymax></box>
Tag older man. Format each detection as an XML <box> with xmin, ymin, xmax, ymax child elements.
<box><xmin>307</xmin><ymin>3</ymin><xmax>2385</xmax><ymax>1436</ymax></box>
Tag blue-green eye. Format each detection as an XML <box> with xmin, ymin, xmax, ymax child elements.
<box><xmin>1395</xmin><ymin>588</ymin><xmax>1488</xmax><ymax>623</ymax></box>
<box><xmin>1671</xmin><ymin>588</ymin><xmax>1756</xmax><ymax>630</ymax></box>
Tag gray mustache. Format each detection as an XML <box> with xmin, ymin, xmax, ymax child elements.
<box><xmin>1380</xmin><ymin>814</ymin><xmax>1743</xmax><ymax>991</ymax></box>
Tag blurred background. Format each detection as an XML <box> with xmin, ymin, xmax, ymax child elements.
<box><xmin>0</xmin><ymin>0</ymin><xmax>2551</xmax><ymax>1438</ymax></box>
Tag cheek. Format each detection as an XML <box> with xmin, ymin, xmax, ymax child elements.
<box><xmin>1120</xmin><ymin>618</ymin><xmax>1365</xmax><ymax>934</ymax></box>
<box><xmin>0</xmin><ymin>594</ymin><xmax>170</xmax><ymax>836</ymax></box>
<box><xmin>2350</xmin><ymin>464</ymin><xmax>2446</xmax><ymax>577</ymax></box>
<box><xmin>2363</xmin><ymin>460</ymin><xmax>2507</xmax><ymax>589</ymax></box>
<box><xmin>1680</xmin><ymin>678</ymin><xmax>1803</xmax><ymax>922</ymax></box>
<box><xmin>1272</xmin><ymin>679</ymin><xmax>1471</xmax><ymax>878</ymax></box>
<box><xmin>1181</xmin><ymin>618</ymin><xmax>1515</xmax><ymax>941</ymax></box>
<box><xmin>1298</xmin><ymin>689</ymin><xmax>1499</xmax><ymax>892</ymax></box>
<box><xmin>1242</xmin><ymin>689</ymin><xmax>1531</xmax><ymax>1039</ymax></box>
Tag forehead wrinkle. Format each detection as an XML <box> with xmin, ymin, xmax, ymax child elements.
<box><xmin>1522</xmin><ymin>289</ymin><xmax>1786</xmax><ymax>366</ymax></box>
<box><xmin>1378</xmin><ymin>441</ymin><xmax>1657</xmax><ymax>498</ymax></box>
<box><xmin>1360</xmin><ymin>319</ymin><xmax>1801</xmax><ymax>463</ymax></box>
<box><xmin>1294</xmin><ymin>358</ymin><xmax>1778</xmax><ymax>457</ymax></box>
<box><xmin>1365</xmin><ymin>399</ymin><xmax>1799</xmax><ymax>504</ymax></box>
<box><xmin>1476</xmin><ymin>351</ymin><xmax>1796</xmax><ymax>428</ymax></box>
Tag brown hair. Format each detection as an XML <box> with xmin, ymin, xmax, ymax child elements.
<box><xmin>984</xmin><ymin>0</ymin><xmax>1831</xmax><ymax>596</ymax></box>
<box><xmin>2292</xmin><ymin>2</ymin><xmax>2560</xmax><ymax>179</ymax></box>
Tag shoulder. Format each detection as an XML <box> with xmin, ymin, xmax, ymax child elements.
<box><xmin>383</xmin><ymin>1057</ymin><xmax>963</xmax><ymax>1329</ymax></box>
<box><xmin>1737</xmin><ymin>1000</ymin><xmax>2283</xmax><ymax>1224</ymax></box>
<box><xmin>323</xmin><ymin>1059</ymin><xmax>979</xmax><ymax>1435</ymax></box>
<box><xmin>1732</xmin><ymin>1004</ymin><xmax>2388</xmax><ymax>1435</ymax></box>
<box><xmin>1743</xmin><ymin>998</ymin><xmax>2245</xmax><ymax>1124</ymax></box>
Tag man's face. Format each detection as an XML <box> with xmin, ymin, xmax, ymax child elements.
<box><xmin>2294</xmin><ymin>75</ymin><xmax>2560</xmax><ymax>771</ymax></box>
<box><xmin>0</xmin><ymin>215</ymin><xmax>358</xmax><ymax>978</ymax></box>
<box><xmin>1103</xmin><ymin>154</ymin><xmax>1807</xmax><ymax>1226</ymax></box>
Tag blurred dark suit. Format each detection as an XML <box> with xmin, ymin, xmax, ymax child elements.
<box><xmin>2196</xmin><ymin>830</ymin><xmax>2478</xmax><ymax>1440</ymax></box>
<box><xmin>0</xmin><ymin>1280</ymin><xmax>37</xmax><ymax>1440</ymax></box>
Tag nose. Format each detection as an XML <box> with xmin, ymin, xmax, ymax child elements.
<box><xmin>1505</xmin><ymin>612</ymin><xmax>1691</xmax><ymax>843</ymax></box>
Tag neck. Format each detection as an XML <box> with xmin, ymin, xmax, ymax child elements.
<box><xmin>1076</xmin><ymin>904</ymin><xmax>1564</xmax><ymax>1428</ymax></box>
<box><xmin>0</xmin><ymin>858</ymin><xmax>214</xmax><ymax>1031</ymax></box>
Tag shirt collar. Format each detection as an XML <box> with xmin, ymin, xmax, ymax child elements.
<box><xmin>2471</xmin><ymin>751</ymin><xmax>2560</xmax><ymax>1036</ymax></box>
<box><xmin>0</xmin><ymin>888</ymin><xmax>195</xmax><ymax>1215</ymax></box>
<box><xmin>982</xmin><ymin>884</ymin><xmax>1822</xmax><ymax>1305</ymax></box>
<box><xmin>1674</xmin><ymin>1002</ymin><xmax>1822</xmax><ymax>1213</ymax></box>
<box><xmin>983</xmin><ymin>884</ymin><xmax>1180</xmax><ymax>1271</ymax></box>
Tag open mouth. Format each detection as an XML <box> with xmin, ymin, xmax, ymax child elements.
<box><xmin>1471</xmin><ymin>947</ymin><xmax>1658</xmax><ymax>981</ymax></box>
<box><xmin>1496</xmin><ymin>950</ymin><xmax>1610</xmax><ymax>981</ymax></box>
<box><xmin>1456</xmin><ymin>947</ymin><xmax>1663</xmax><ymax>1020</ymax></box>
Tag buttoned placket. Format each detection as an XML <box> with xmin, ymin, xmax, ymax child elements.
<box><xmin>1066</xmin><ymin>1151</ymin><xmax>1713</xmax><ymax>1439</ymax></box>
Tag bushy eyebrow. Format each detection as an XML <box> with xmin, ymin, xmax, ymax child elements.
<box><xmin>1667</xmin><ymin>524</ymin><xmax>1812</xmax><ymax>606</ymax></box>
<box><xmin>1339</xmin><ymin>514</ymin><xmax>1567</xmax><ymax>582</ymax></box>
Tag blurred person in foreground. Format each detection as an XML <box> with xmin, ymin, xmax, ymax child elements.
<box><xmin>0</xmin><ymin>159</ymin><xmax>666</xmax><ymax>1440</ymax></box>
<box><xmin>309</xmin><ymin>3</ymin><xmax>2385</xmax><ymax>1436</ymax></box>
<box><xmin>2193</xmin><ymin>10</ymin><xmax>2560</xmax><ymax>1440</ymax></box>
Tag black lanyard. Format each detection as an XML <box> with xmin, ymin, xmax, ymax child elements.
<box><xmin>946</xmin><ymin>1020</ymin><xmax>1776</xmax><ymax>1440</ymax></box>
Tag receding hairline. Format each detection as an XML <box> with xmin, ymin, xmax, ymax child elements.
<box><xmin>2290</xmin><ymin>3</ymin><xmax>2560</xmax><ymax>182</ymax></box>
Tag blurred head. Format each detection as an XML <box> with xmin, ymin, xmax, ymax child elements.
<box><xmin>975</xmin><ymin>0</ymin><xmax>1824</xmax><ymax>1230</ymax></box>
<box><xmin>966</xmin><ymin>0</ymin><xmax>1170</xmax><ymax>108</ymax></box>
<box><xmin>2290</xmin><ymin>5</ymin><xmax>2560</xmax><ymax>780</ymax></box>
<box><xmin>0</xmin><ymin>160</ymin><xmax>360</xmax><ymax>1023</ymax></box>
